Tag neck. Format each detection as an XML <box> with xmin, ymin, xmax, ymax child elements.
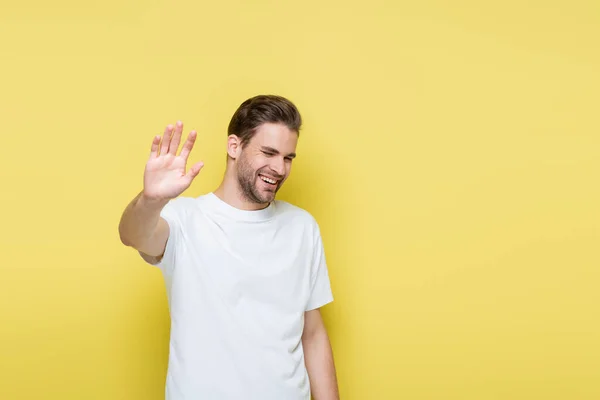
<box><xmin>213</xmin><ymin>166</ymin><xmax>270</xmax><ymax>211</ymax></box>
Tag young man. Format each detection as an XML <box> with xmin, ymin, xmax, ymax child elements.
<box><xmin>118</xmin><ymin>95</ymin><xmax>339</xmax><ymax>399</ymax></box>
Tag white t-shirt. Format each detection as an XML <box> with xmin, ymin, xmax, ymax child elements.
<box><xmin>142</xmin><ymin>192</ymin><xmax>334</xmax><ymax>400</ymax></box>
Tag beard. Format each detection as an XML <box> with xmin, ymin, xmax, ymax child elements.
<box><xmin>236</xmin><ymin>152</ymin><xmax>281</xmax><ymax>205</ymax></box>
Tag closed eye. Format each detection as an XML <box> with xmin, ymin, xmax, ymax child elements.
<box><xmin>260</xmin><ymin>146</ymin><xmax>296</xmax><ymax>160</ymax></box>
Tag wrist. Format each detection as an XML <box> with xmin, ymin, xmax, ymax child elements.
<box><xmin>139</xmin><ymin>191</ymin><xmax>171</xmax><ymax>208</ymax></box>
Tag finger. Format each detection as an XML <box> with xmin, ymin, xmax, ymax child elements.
<box><xmin>185</xmin><ymin>161</ymin><xmax>204</xmax><ymax>181</ymax></box>
<box><xmin>179</xmin><ymin>130</ymin><xmax>197</xmax><ymax>161</ymax></box>
<box><xmin>149</xmin><ymin>135</ymin><xmax>161</xmax><ymax>158</ymax></box>
<box><xmin>160</xmin><ymin>124</ymin><xmax>174</xmax><ymax>156</ymax></box>
<box><xmin>169</xmin><ymin>121</ymin><xmax>184</xmax><ymax>155</ymax></box>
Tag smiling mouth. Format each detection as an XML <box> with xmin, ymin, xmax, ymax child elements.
<box><xmin>258</xmin><ymin>173</ymin><xmax>279</xmax><ymax>186</ymax></box>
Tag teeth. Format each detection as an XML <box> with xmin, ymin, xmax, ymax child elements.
<box><xmin>260</xmin><ymin>176</ymin><xmax>277</xmax><ymax>184</ymax></box>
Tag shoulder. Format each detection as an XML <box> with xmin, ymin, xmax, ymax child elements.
<box><xmin>161</xmin><ymin>195</ymin><xmax>202</xmax><ymax>218</ymax></box>
<box><xmin>273</xmin><ymin>200</ymin><xmax>320</xmax><ymax>230</ymax></box>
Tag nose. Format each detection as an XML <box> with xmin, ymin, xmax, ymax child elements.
<box><xmin>271</xmin><ymin>157</ymin><xmax>286</xmax><ymax>177</ymax></box>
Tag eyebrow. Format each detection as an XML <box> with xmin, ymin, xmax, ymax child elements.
<box><xmin>261</xmin><ymin>146</ymin><xmax>296</xmax><ymax>158</ymax></box>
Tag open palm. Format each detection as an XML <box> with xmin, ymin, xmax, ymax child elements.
<box><xmin>143</xmin><ymin>121</ymin><xmax>204</xmax><ymax>201</ymax></box>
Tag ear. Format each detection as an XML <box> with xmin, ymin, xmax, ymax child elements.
<box><xmin>227</xmin><ymin>135</ymin><xmax>241</xmax><ymax>159</ymax></box>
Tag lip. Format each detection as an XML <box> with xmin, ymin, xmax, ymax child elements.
<box><xmin>258</xmin><ymin>173</ymin><xmax>280</xmax><ymax>184</ymax></box>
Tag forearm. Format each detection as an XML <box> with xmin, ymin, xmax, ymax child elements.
<box><xmin>118</xmin><ymin>190</ymin><xmax>169</xmax><ymax>250</ymax></box>
<box><xmin>303</xmin><ymin>329</ymin><xmax>339</xmax><ymax>400</ymax></box>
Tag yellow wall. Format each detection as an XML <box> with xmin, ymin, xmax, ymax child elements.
<box><xmin>1</xmin><ymin>1</ymin><xmax>598</xmax><ymax>398</ymax></box>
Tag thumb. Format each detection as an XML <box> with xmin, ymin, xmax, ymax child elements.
<box><xmin>186</xmin><ymin>161</ymin><xmax>204</xmax><ymax>181</ymax></box>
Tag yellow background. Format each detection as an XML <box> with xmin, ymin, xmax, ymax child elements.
<box><xmin>1</xmin><ymin>0</ymin><xmax>598</xmax><ymax>399</ymax></box>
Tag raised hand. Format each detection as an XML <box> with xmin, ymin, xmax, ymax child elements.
<box><xmin>143</xmin><ymin>121</ymin><xmax>204</xmax><ymax>201</ymax></box>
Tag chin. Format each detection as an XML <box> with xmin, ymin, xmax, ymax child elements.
<box><xmin>261</xmin><ymin>191</ymin><xmax>276</xmax><ymax>203</ymax></box>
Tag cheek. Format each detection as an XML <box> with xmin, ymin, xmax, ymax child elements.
<box><xmin>242</xmin><ymin>155</ymin><xmax>261</xmax><ymax>172</ymax></box>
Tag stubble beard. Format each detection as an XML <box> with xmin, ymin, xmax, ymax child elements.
<box><xmin>236</xmin><ymin>154</ymin><xmax>278</xmax><ymax>205</ymax></box>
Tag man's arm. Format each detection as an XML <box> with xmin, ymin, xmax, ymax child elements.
<box><xmin>118</xmin><ymin>121</ymin><xmax>203</xmax><ymax>258</ymax></box>
<box><xmin>302</xmin><ymin>308</ymin><xmax>340</xmax><ymax>400</ymax></box>
<box><xmin>118</xmin><ymin>190</ymin><xmax>170</xmax><ymax>257</ymax></box>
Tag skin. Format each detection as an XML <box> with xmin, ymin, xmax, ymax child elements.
<box><xmin>214</xmin><ymin>122</ymin><xmax>297</xmax><ymax>209</ymax></box>
<box><xmin>119</xmin><ymin>120</ymin><xmax>340</xmax><ymax>399</ymax></box>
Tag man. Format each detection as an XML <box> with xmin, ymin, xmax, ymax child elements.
<box><xmin>118</xmin><ymin>95</ymin><xmax>339</xmax><ymax>399</ymax></box>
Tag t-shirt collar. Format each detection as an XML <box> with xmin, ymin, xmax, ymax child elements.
<box><xmin>205</xmin><ymin>192</ymin><xmax>275</xmax><ymax>222</ymax></box>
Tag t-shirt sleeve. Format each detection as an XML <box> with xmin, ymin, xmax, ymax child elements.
<box><xmin>305</xmin><ymin>224</ymin><xmax>334</xmax><ymax>311</ymax></box>
<box><xmin>139</xmin><ymin>197</ymin><xmax>187</xmax><ymax>275</ymax></box>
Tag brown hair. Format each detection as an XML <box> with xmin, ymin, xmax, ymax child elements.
<box><xmin>227</xmin><ymin>94</ymin><xmax>302</xmax><ymax>147</ymax></box>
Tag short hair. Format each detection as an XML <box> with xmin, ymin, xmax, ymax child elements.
<box><xmin>227</xmin><ymin>94</ymin><xmax>302</xmax><ymax>147</ymax></box>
